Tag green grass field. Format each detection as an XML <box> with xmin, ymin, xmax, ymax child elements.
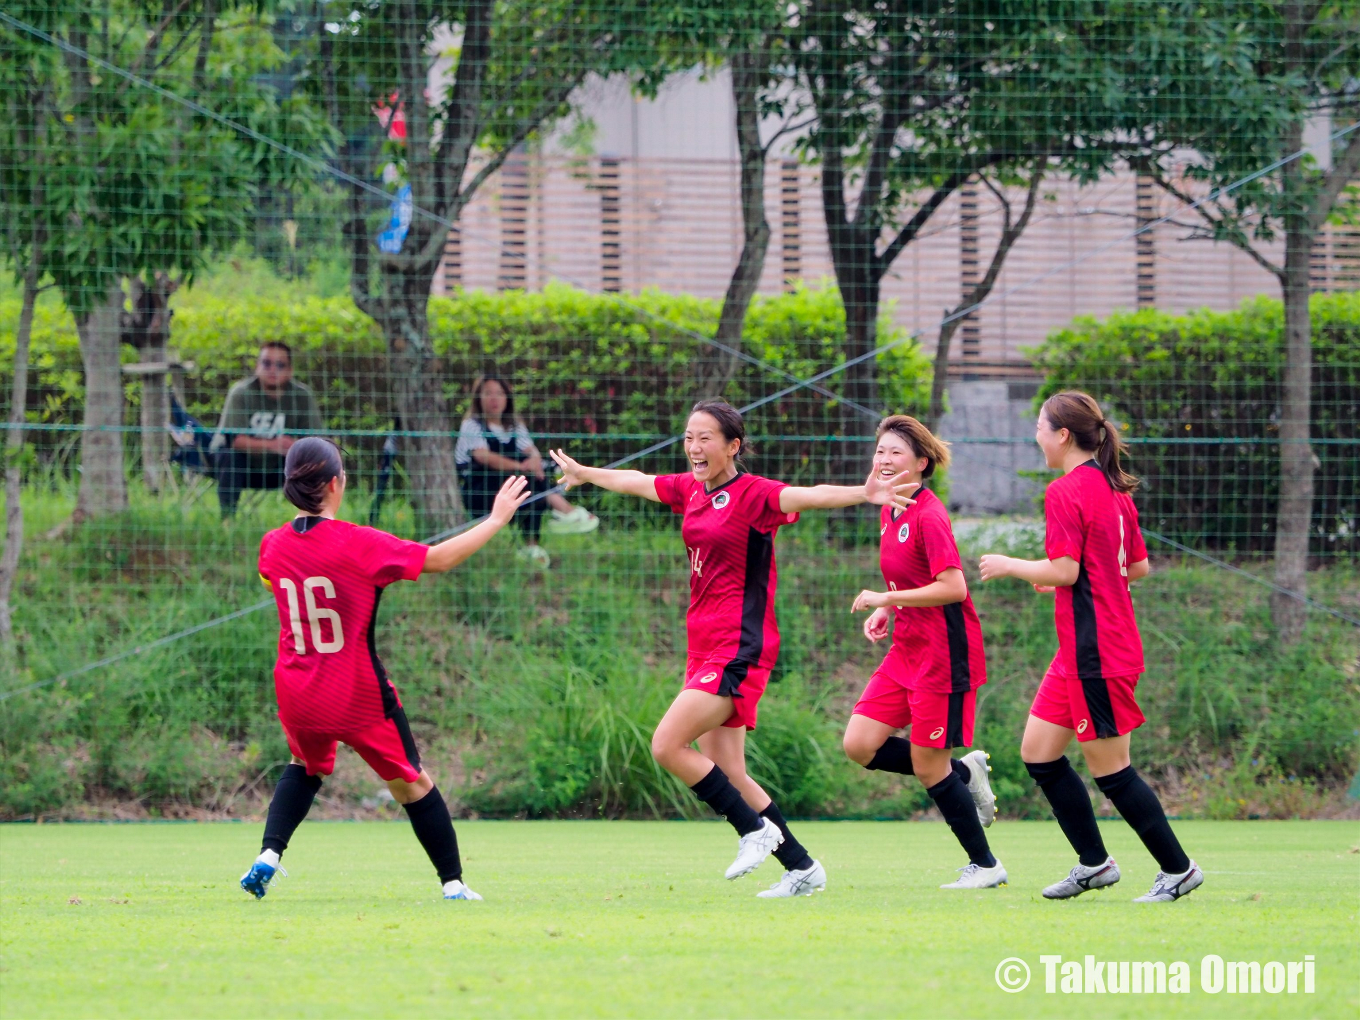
<box><xmin>2</xmin><ymin>820</ymin><xmax>1357</xmax><ymax>1018</ymax></box>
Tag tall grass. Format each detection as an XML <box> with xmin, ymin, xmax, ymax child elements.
<box><xmin>2</xmin><ymin>481</ymin><xmax>1357</xmax><ymax>820</ymax></box>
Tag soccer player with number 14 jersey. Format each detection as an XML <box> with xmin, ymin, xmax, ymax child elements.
<box><xmin>240</xmin><ymin>438</ymin><xmax>530</xmax><ymax>902</ymax></box>
<box><xmin>980</xmin><ymin>392</ymin><xmax>1203</xmax><ymax>903</ymax></box>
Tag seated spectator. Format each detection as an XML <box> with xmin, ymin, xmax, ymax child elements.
<box><xmin>212</xmin><ymin>342</ymin><xmax>324</xmax><ymax>517</ymax></box>
<box><xmin>456</xmin><ymin>374</ymin><xmax>598</xmax><ymax>569</ymax></box>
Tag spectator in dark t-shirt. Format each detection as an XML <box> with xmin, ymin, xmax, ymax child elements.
<box><xmin>212</xmin><ymin>342</ymin><xmax>324</xmax><ymax>517</ymax></box>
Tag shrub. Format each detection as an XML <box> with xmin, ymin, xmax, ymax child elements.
<box><xmin>1030</xmin><ymin>292</ymin><xmax>1360</xmax><ymax>556</ymax></box>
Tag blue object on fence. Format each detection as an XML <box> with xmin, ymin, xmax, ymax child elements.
<box><xmin>377</xmin><ymin>184</ymin><xmax>413</xmax><ymax>254</ymax></box>
<box><xmin>169</xmin><ymin>395</ymin><xmax>214</xmax><ymax>474</ymax></box>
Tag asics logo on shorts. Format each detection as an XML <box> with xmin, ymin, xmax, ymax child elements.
<box><xmin>898</xmin><ymin>522</ymin><xmax>910</xmax><ymax>543</ymax></box>
<box><xmin>1077</xmin><ymin>719</ymin><xmax>1089</xmax><ymax>734</ymax></box>
<box><xmin>697</xmin><ymin>671</ymin><xmax>719</xmax><ymax>684</ymax></box>
<box><xmin>711</xmin><ymin>491</ymin><xmax>730</xmax><ymax>510</ymax></box>
<box><xmin>929</xmin><ymin>726</ymin><xmax>944</xmax><ymax>740</ymax></box>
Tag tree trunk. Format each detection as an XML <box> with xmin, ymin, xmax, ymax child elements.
<box><xmin>75</xmin><ymin>286</ymin><xmax>128</xmax><ymax>519</ymax></box>
<box><xmin>378</xmin><ymin>273</ymin><xmax>464</xmax><ymax>538</ymax></box>
<box><xmin>140</xmin><ymin>337</ymin><xmax>170</xmax><ymax>492</ymax></box>
<box><xmin>1271</xmin><ymin>221</ymin><xmax>1313</xmax><ymax>641</ymax></box>
<box><xmin>702</xmin><ymin>51</ymin><xmax>770</xmax><ymax>398</ymax></box>
<box><xmin>0</xmin><ymin>266</ymin><xmax>38</xmax><ymax>643</ymax></box>
<box><xmin>836</xmin><ymin>269</ymin><xmax>881</xmax><ymax>481</ymax></box>
<box><xmin>925</xmin><ymin>316</ymin><xmax>963</xmax><ymax>431</ymax></box>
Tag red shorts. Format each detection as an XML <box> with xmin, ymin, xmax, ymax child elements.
<box><xmin>282</xmin><ymin>708</ymin><xmax>422</xmax><ymax>783</ymax></box>
<box><xmin>684</xmin><ymin>658</ymin><xmax>771</xmax><ymax>731</ymax></box>
<box><xmin>853</xmin><ymin>650</ymin><xmax>976</xmax><ymax>749</ymax></box>
<box><xmin>1029</xmin><ymin>658</ymin><xmax>1145</xmax><ymax>741</ymax></box>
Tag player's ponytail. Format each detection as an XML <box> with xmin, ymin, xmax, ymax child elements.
<box><xmin>1040</xmin><ymin>391</ymin><xmax>1138</xmax><ymax>493</ymax></box>
<box><xmin>690</xmin><ymin>399</ymin><xmax>750</xmax><ymax>462</ymax></box>
<box><xmin>284</xmin><ymin>437</ymin><xmax>344</xmax><ymax>513</ymax></box>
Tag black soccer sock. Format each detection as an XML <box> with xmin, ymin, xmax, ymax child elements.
<box><xmin>865</xmin><ymin>736</ymin><xmax>971</xmax><ymax>785</ymax></box>
<box><xmin>760</xmin><ymin>802</ymin><xmax>815</xmax><ymax>872</ymax></box>
<box><xmin>926</xmin><ymin>773</ymin><xmax>997</xmax><ymax>868</ymax></box>
<box><xmin>261</xmin><ymin>763</ymin><xmax>322</xmax><ymax>856</ymax></box>
<box><xmin>1026</xmin><ymin>757</ymin><xmax>1108</xmax><ymax>867</ymax></box>
<box><xmin>1094</xmin><ymin>766</ymin><xmax>1191</xmax><ymax>874</ymax></box>
<box><xmin>690</xmin><ymin>764</ymin><xmax>764</xmax><ymax>836</ymax></box>
<box><xmin>404</xmin><ymin>785</ymin><xmax>463</xmax><ymax>884</ymax></box>
<box><xmin>865</xmin><ymin>736</ymin><xmax>914</xmax><ymax>774</ymax></box>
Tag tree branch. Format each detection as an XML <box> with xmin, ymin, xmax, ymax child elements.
<box><xmin>1150</xmin><ymin>172</ymin><xmax>1284</xmax><ymax>279</ymax></box>
<box><xmin>1309</xmin><ymin>128</ymin><xmax>1360</xmax><ymax>233</ymax></box>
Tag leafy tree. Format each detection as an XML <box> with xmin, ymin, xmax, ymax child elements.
<box><xmin>310</xmin><ymin>0</ymin><xmax>661</xmax><ymax>533</ymax></box>
<box><xmin>1132</xmin><ymin>0</ymin><xmax>1360</xmax><ymax>640</ymax></box>
<box><xmin>0</xmin><ymin>1</ymin><xmax>327</xmax><ymax>517</ymax></box>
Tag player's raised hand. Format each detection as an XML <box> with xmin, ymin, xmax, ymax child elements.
<box><xmin>864</xmin><ymin>468</ymin><xmax>919</xmax><ymax>510</ymax></box>
<box><xmin>851</xmin><ymin>588</ymin><xmax>889</xmax><ymax>613</ymax></box>
<box><xmin>489</xmin><ymin>474</ymin><xmax>531</xmax><ymax>525</ymax></box>
<box><xmin>978</xmin><ymin>554</ymin><xmax>1012</xmax><ymax>582</ymax></box>
<box><xmin>549</xmin><ymin>448</ymin><xmax>588</xmax><ymax>492</ymax></box>
<box><xmin>861</xmin><ymin>605</ymin><xmax>891</xmax><ymax>643</ymax></box>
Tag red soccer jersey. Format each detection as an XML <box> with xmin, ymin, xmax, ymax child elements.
<box><xmin>258</xmin><ymin>517</ymin><xmax>429</xmax><ymax>733</ymax></box>
<box><xmin>1044</xmin><ymin>461</ymin><xmax>1148</xmax><ymax>679</ymax></box>
<box><xmin>878</xmin><ymin>488</ymin><xmax>987</xmax><ymax>692</ymax></box>
<box><xmin>653</xmin><ymin>471</ymin><xmax>798</xmax><ymax>669</ymax></box>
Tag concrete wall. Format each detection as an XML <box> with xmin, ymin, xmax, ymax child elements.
<box><xmin>938</xmin><ymin>379</ymin><xmax>1047</xmax><ymax>515</ymax></box>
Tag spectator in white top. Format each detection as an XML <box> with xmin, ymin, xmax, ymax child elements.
<box><xmin>456</xmin><ymin>375</ymin><xmax>598</xmax><ymax>568</ymax></box>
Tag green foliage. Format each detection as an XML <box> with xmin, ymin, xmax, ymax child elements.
<box><xmin>3</xmin><ymin>485</ymin><xmax>1355</xmax><ymax>821</ymax></box>
<box><xmin>0</xmin><ymin>279</ymin><xmax>932</xmax><ymax>485</ymax></box>
<box><xmin>1031</xmin><ymin>291</ymin><xmax>1360</xmax><ymax>555</ymax></box>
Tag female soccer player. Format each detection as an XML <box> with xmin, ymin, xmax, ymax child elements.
<box><xmin>240</xmin><ymin>437</ymin><xmax>530</xmax><ymax>902</ymax></box>
<box><xmin>979</xmin><ymin>391</ymin><xmax>1203</xmax><ymax>902</ymax></box>
<box><xmin>550</xmin><ymin>400</ymin><xmax>917</xmax><ymax>898</ymax></box>
<box><xmin>843</xmin><ymin>415</ymin><xmax>1004</xmax><ymax>889</ymax></box>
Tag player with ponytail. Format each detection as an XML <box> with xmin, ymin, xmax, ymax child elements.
<box><xmin>240</xmin><ymin>437</ymin><xmax>530</xmax><ymax>902</ymax></box>
<box><xmin>979</xmin><ymin>392</ymin><xmax>1202</xmax><ymax>903</ymax></box>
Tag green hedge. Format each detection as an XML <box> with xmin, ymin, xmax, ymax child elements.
<box><xmin>0</xmin><ymin>282</ymin><xmax>931</xmax><ymax>486</ymax></box>
<box><xmin>1031</xmin><ymin>292</ymin><xmax>1360</xmax><ymax>555</ymax></box>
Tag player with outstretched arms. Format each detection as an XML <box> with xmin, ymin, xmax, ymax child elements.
<box><xmin>979</xmin><ymin>391</ymin><xmax>1203</xmax><ymax>902</ymax></box>
<box><xmin>239</xmin><ymin>437</ymin><xmax>530</xmax><ymax>901</ymax></box>
<box><xmin>550</xmin><ymin>400</ymin><xmax>917</xmax><ymax>897</ymax></box>
<box><xmin>843</xmin><ymin>415</ymin><xmax>1004</xmax><ymax>889</ymax></box>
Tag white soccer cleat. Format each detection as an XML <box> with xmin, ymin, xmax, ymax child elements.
<box><xmin>1042</xmin><ymin>856</ymin><xmax>1121</xmax><ymax>899</ymax></box>
<box><xmin>959</xmin><ymin>749</ymin><xmax>997</xmax><ymax>828</ymax></box>
<box><xmin>442</xmin><ymin>879</ymin><xmax>483</xmax><ymax>901</ymax></box>
<box><xmin>724</xmin><ymin>818</ymin><xmax>783</xmax><ymax>880</ymax></box>
<box><xmin>515</xmin><ymin>544</ymin><xmax>552</xmax><ymax>569</ymax></box>
<box><xmin>1133</xmin><ymin>861</ymin><xmax>1203</xmax><ymax>902</ymax></box>
<box><xmin>757</xmin><ymin>859</ymin><xmax>827</xmax><ymax>898</ymax></box>
<box><xmin>940</xmin><ymin>860</ymin><xmax>1008</xmax><ymax>889</ymax></box>
<box><xmin>545</xmin><ymin>507</ymin><xmax>600</xmax><ymax>535</ymax></box>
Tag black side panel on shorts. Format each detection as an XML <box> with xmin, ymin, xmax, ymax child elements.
<box><xmin>1071</xmin><ymin>564</ymin><xmax>1103</xmax><ymax>680</ymax></box>
<box><xmin>367</xmin><ymin>586</ymin><xmax>401</xmax><ymax>717</ymax></box>
<box><xmin>943</xmin><ymin>602</ymin><xmax>972</xmax><ymax>693</ymax></box>
<box><xmin>946</xmin><ymin>691</ymin><xmax>966</xmax><ymax>748</ymax></box>
<box><xmin>735</xmin><ymin>526</ymin><xmax>774</xmax><ymax>664</ymax></box>
<box><xmin>390</xmin><ymin>706</ymin><xmax>422</xmax><ymax>771</ymax></box>
<box><xmin>1081</xmin><ymin>677</ymin><xmax>1119</xmax><ymax>739</ymax></box>
<box><xmin>719</xmin><ymin>660</ymin><xmax>750</xmax><ymax>699</ymax></box>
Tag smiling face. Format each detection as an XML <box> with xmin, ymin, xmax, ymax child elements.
<box><xmin>684</xmin><ymin>411</ymin><xmax>741</xmax><ymax>485</ymax></box>
<box><xmin>1035</xmin><ymin>412</ymin><xmax>1071</xmax><ymax>469</ymax></box>
<box><xmin>873</xmin><ymin>430</ymin><xmax>928</xmax><ymax>487</ymax></box>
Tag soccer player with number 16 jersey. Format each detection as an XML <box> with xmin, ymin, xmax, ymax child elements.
<box><xmin>240</xmin><ymin>438</ymin><xmax>530</xmax><ymax>902</ymax></box>
<box><xmin>980</xmin><ymin>392</ymin><xmax>1203</xmax><ymax>903</ymax></box>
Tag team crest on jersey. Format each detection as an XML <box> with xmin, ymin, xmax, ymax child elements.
<box><xmin>897</xmin><ymin>521</ymin><xmax>910</xmax><ymax>543</ymax></box>
<box><xmin>697</xmin><ymin>671</ymin><xmax>719</xmax><ymax>685</ymax></box>
<box><xmin>1077</xmin><ymin>719</ymin><xmax>1089</xmax><ymax>735</ymax></box>
<box><xmin>711</xmin><ymin>491</ymin><xmax>731</xmax><ymax>510</ymax></box>
<box><xmin>929</xmin><ymin>726</ymin><xmax>944</xmax><ymax>740</ymax></box>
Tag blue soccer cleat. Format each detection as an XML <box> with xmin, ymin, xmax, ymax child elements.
<box><xmin>240</xmin><ymin>852</ymin><xmax>286</xmax><ymax>899</ymax></box>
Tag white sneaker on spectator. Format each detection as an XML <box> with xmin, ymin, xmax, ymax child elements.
<box><xmin>545</xmin><ymin>507</ymin><xmax>600</xmax><ymax>535</ymax></box>
<box><xmin>516</xmin><ymin>544</ymin><xmax>552</xmax><ymax>569</ymax></box>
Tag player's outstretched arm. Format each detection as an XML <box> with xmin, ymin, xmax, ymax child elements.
<box><xmin>423</xmin><ymin>475</ymin><xmax>531</xmax><ymax>574</ymax></box>
<box><xmin>779</xmin><ymin>467</ymin><xmax>919</xmax><ymax>513</ymax></box>
<box><xmin>852</xmin><ymin>568</ymin><xmax>969</xmax><ymax>611</ymax></box>
<box><xmin>549</xmin><ymin>449</ymin><xmax>661</xmax><ymax>502</ymax></box>
<box><xmin>978</xmin><ymin>554</ymin><xmax>1080</xmax><ymax>588</ymax></box>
